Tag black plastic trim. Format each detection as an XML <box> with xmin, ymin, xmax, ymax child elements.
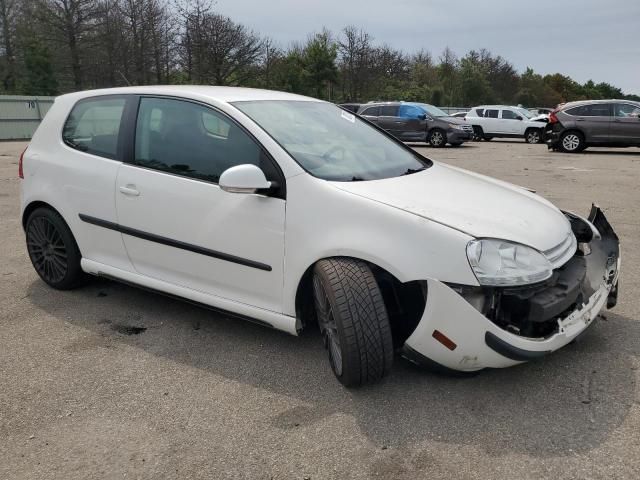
<box><xmin>78</xmin><ymin>214</ymin><xmax>272</xmax><ymax>272</ymax></box>
<box><xmin>484</xmin><ymin>331</ymin><xmax>551</xmax><ymax>361</ymax></box>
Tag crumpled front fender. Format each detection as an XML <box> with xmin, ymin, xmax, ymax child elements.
<box><xmin>402</xmin><ymin>205</ymin><xmax>620</xmax><ymax>372</ymax></box>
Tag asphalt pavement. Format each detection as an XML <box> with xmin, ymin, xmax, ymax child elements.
<box><xmin>1</xmin><ymin>139</ymin><xmax>639</xmax><ymax>479</ymax></box>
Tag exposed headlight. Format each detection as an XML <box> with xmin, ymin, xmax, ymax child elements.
<box><xmin>466</xmin><ymin>239</ymin><xmax>552</xmax><ymax>286</ymax></box>
<box><xmin>449</xmin><ymin>123</ymin><xmax>465</xmax><ymax>130</ymax></box>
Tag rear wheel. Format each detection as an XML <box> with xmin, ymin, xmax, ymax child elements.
<box><xmin>427</xmin><ymin>128</ymin><xmax>446</xmax><ymax>148</ymax></box>
<box><xmin>559</xmin><ymin>131</ymin><xmax>585</xmax><ymax>153</ymax></box>
<box><xmin>312</xmin><ymin>258</ymin><xmax>393</xmax><ymax>387</ymax></box>
<box><xmin>26</xmin><ymin>207</ymin><xmax>86</xmax><ymax>290</ymax></box>
<box><xmin>525</xmin><ymin>128</ymin><xmax>543</xmax><ymax>144</ymax></box>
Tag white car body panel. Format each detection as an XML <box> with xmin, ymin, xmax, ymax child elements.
<box><xmin>20</xmin><ymin>86</ymin><xmax>620</xmax><ymax>375</ymax></box>
<box><xmin>467</xmin><ymin>105</ymin><xmax>545</xmax><ymax>137</ymax></box>
<box><xmin>331</xmin><ymin>162</ymin><xmax>571</xmax><ymax>252</ymax></box>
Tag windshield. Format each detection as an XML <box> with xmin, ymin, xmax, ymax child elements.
<box><xmin>516</xmin><ymin>108</ymin><xmax>535</xmax><ymax>119</ymax></box>
<box><xmin>233</xmin><ymin>100</ymin><xmax>430</xmax><ymax>181</ymax></box>
<box><xmin>414</xmin><ymin>103</ymin><xmax>449</xmax><ymax>118</ymax></box>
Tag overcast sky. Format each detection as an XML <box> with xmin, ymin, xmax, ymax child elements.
<box><xmin>216</xmin><ymin>0</ymin><xmax>640</xmax><ymax>95</ymax></box>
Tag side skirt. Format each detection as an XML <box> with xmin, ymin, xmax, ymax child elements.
<box><xmin>80</xmin><ymin>258</ymin><xmax>299</xmax><ymax>336</ymax></box>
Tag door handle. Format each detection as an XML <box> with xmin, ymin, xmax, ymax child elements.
<box><xmin>119</xmin><ymin>185</ymin><xmax>140</xmax><ymax>196</ymax></box>
<box><xmin>576</xmin><ymin>118</ymin><xmax>585</xmax><ymax>121</ymax></box>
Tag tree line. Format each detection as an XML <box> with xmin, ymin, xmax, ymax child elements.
<box><xmin>1</xmin><ymin>0</ymin><xmax>638</xmax><ymax>106</ymax></box>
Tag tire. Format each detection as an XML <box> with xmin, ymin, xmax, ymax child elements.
<box><xmin>525</xmin><ymin>128</ymin><xmax>543</xmax><ymax>144</ymax></box>
<box><xmin>559</xmin><ymin>131</ymin><xmax>585</xmax><ymax>153</ymax></box>
<box><xmin>483</xmin><ymin>135</ymin><xmax>493</xmax><ymax>141</ymax></box>
<box><xmin>26</xmin><ymin>207</ymin><xmax>87</xmax><ymax>290</ymax></box>
<box><xmin>312</xmin><ymin>258</ymin><xmax>393</xmax><ymax>387</ymax></box>
<box><xmin>427</xmin><ymin>128</ymin><xmax>446</xmax><ymax>148</ymax></box>
<box><xmin>472</xmin><ymin>125</ymin><xmax>484</xmax><ymax>141</ymax></box>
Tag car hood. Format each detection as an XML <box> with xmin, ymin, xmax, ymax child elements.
<box><xmin>331</xmin><ymin>162</ymin><xmax>572</xmax><ymax>252</ymax></box>
<box><xmin>439</xmin><ymin>116</ymin><xmax>466</xmax><ymax>125</ymax></box>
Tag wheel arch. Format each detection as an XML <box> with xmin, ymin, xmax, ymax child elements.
<box><xmin>561</xmin><ymin>127</ymin><xmax>586</xmax><ymax>140</ymax></box>
<box><xmin>294</xmin><ymin>255</ymin><xmax>427</xmax><ymax>346</ymax></box>
<box><xmin>22</xmin><ymin>200</ymin><xmax>63</xmax><ymax>231</ymax></box>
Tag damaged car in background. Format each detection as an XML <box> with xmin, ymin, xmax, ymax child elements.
<box><xmin>20</xmin><ymin>86</ymin><xmax>620</xmax><ymax>387</ymax></box>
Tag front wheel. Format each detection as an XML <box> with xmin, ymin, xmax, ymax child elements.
<box><xmin>26</xmin><ymin>207</ymin><xmax>86</xmax><ymax>290</ymax></box>
<box><xmin>312</xmin><ymin>258</ymin><xmax>393</xmax><ymax>387</ymax></box>
<box><xmin>525</xmin><ymin>128</ymin><xmax>543</xmax><ymax>144</ymax></box>
<box><xmin>427</xmin><ymin>129</ymin><xmax>446</xmax><ymax>148</ymax></box>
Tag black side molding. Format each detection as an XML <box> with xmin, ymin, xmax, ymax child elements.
<box><xmin>78</xmin><ymin>214</ymin><xmax>272</xmax><ymax>272</ymax></box>
<box><xmin>484</xmin><ymin>331</ymin><xmax>551</xmax><ymax>362</ymax></box>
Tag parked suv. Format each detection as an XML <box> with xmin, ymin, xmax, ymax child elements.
<box><xmin>546</xmin><ymin>99</ymin><xmax>640</xmax><ymax>152</ymax></box>
<box><xmin>357</xmin><ymin>102</ymin><xmax>473</xmax><ymax>147</ymax></box>
<box><xmin>20</xmin><ymin>86</ymin><xmax>620</xmax><ymax>387</ymax></box>
<box><xmin>466</xmin><ymin>105</ymin><xmax>547</xmax><ymax>143</ymax></box>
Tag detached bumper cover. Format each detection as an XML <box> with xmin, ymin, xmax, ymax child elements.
<box><xmin>403</xmin><ymin>205</ymin><xmax>620</xmax><ymax>371</ymax></box>
<box><xmin>447</xmin><ymin>129</ymin><xmax>474</xmax><ymax>143</ymax></box>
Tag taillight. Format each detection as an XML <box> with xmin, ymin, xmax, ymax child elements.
<box><xmin>18</xmin><ymin>147</ymin><xmax>27</xmax><ymax>179</ymax></box>
<box><xmin>548</xmin><ymin>110</ymin><xmax>559</xmax><ymax>125</ymax></box>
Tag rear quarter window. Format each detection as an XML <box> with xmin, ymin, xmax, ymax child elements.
<box><xmin>565</xmin><ymin>104</ymin><xmax>611</xmax><ymax>117</ymax></box>
<box><xmin>62</xmin><ymin>97</ymin><xmax>126</xmax><ymax>159</ymax></box>
<box><xmin>360</xmin><ymin>106</ymin><xmax>380</xmax><ymax>116</ymax></box>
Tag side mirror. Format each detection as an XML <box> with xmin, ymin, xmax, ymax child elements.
<box><xmin>419</xmin><ymin>113</ymin><xmax>428</xmax><ymax>120</ymax></box>
<box><xmin>516</xmin><ymin>115</ymin><xmax>523</xmax><ymax>121</ymax></box>
<box><xmin>219</xmin><ymin>164</ymin><xmax>272</xmax><ymax>194</ymax></box>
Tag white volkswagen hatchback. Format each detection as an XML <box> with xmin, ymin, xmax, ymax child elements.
<box><xmin>20</xmin><ymin>86</ymin><xmax>620</xmax><ymax>386</ymax></box>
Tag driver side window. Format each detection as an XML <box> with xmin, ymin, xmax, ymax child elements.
<box><xmin>134</xmin><ymin>97</ymin><xmax>279</xmax><ymax>184</ymax></box>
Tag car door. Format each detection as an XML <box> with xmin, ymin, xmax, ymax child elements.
<box><xmin>500</xmin><ymin>108</ymin><xmax>523</xmax><ymax>134</ymax></box>
<box><xmin>398</xmin><ymin>104</ymin><xmax>429</xmax><ymax>141</ymax></box>
<box><xmin>567</xmin><ymin>103</ymin><xmax>612</xmax><ymax>142</ymax></box>
<box><xmin>115</xmin><ymin>96</ymin><xmax>286</xmax><ymax>313</ymax></box>
<box><xmin>61</xmin><ymin>95</ymin><xmax>135</xmax><ymax>272</ymax></box>
<box><xmin>376</xmin><ymin>105</ymin><xmax>401</xmax><ymax>137</ymax></box>
<box><xmin>611</xmin><ymin>103</ymin><xmax>640</xmax><ymax>145</ymax></box>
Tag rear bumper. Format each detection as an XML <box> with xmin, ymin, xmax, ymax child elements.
<box><xmin>545</xmin><ymin>125</ymin><xmax>562</xmax><ymax>148</ymax></box>
<box><xmin>403</xmin><ymin>205</ymin><xmax>620</xmax><ymax>371</ymax></box>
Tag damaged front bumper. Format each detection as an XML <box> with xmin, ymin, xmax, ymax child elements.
<box><xmin>402</xmin><ymin>205</ymin><xmax>620</xmax><ymax>372</ymax></box>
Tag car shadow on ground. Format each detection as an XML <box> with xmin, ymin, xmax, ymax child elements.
<box><xmin>27</xmin><ymin>277</ymin><xmax>639</xmax><ymax>457</ymax></box>
<box><xmin>572</xmin><ymin>150</ymin><xmax>640</xmax><ymax>157</ymax></box>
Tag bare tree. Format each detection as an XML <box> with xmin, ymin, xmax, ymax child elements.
<box><xmin>338</xmin><ymin>26</ymin><xmax>375</xmax><ymax>101</ymax></box>
<box><xmin>35</xmin><ymin>0</ymin><xmax>101</xmax><ymax>89</ymax></box>
<box><xmin>0</xmin><ymin>0</ymin><xmax>18</xmax><ymax>91</ymax></box>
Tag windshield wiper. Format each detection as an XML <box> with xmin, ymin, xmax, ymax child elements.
<box><xmin>401</xmin><ymin>167</ymin><xmax>426</xmax><ymax>176</ymax></box>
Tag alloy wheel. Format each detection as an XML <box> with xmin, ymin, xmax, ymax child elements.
<box><xmin>431</xmin><ymin>131</ymin><xmax>444</xmax><ymax>146</ymax></box>
<box><xmin>27</xmin><ymin>216</ymin><xmax>68</xmax><ymax>284</ymax></box>
<box><xmin>527</xmin><ymin>131</ymin><xmax>540</xmax><ymax>144</ymax></box>
<box><xmin>312</xmin><ymin>275</ymin><xmax>343</xmax><ymax>376</ymax></box>
<box><xmin>562</xmin><ymin>133</ymin><xmax>581</xmax><ymax>151</ymax></box>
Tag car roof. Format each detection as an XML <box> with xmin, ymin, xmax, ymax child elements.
<box><xmin>561</xmin><ymin>99</ymin><xmax>640</xmax><ymax>108</ymax></box>
<box><xmin>474</xmin><ymin>105</ymin><xmax>524</xmax><ymax>109</ymax></box>
<box><xmin>56</xmin><ymin>85</ymin><xmax>319</xmax><ymax>104</ymax></box>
